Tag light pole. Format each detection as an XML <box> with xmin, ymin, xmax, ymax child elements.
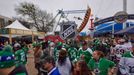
<box><xmin>123</xmin><ymin>0</ymin><xmax>127</xmax><ymax>12</ymax></box>
<box><xmin>123</xmin><ymin>0</ymin><xmax>127</xmax><ymax>29</ymax></box>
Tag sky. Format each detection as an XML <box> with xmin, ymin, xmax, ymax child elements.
<box><xmin>0</xmin><ymin>0</ymin><xmax>134</xmax><ymax>32</ymax></box>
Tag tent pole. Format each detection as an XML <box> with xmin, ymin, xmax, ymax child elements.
<box><xmin>112</xmin><ymin>23</ymin><xmax>115</xmax><ymax>38</ymax></box>
<box><xmin>9</xmin><ymin>29</ymin><xmax>12</xmax><ymax>44</ymax></box>
<box><xmin>9</xmin><ymin>33</ymin><xmax>12</xmax><ymax>44</ymax></box>
<box><xmin>32</xmin><ymin>31</ymin><xmax>34</xmax><ymax>43</ymax></box>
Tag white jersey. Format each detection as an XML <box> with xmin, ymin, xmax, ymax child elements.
<box><xmin>113</xmin><ymin>44</ymin><xmax>129</xmax><ymax>60</ymax></box>
<box><xmin>124</xmin><ymin>42</ymin><xmax>132</xmax><ymax>51</ymax></box>
<box><xmin>119</xmin><ymin>52</ymin><xmax>134</xmax><ymax>75</ymax></box>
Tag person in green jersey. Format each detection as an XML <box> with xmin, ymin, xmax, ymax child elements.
<box><xmin>92</xmin><ymin>39</ymin><xmax>101</xmax><ymax>51</ymax></box>
<box><xmin>21</xmin><ymin>42</ymin><xmax>29</xmax><ymax>53</ymax></box>
<box><xmin>0</xmin><ymin>45</ymin><xmax>28</xmax><ymax>75</ymax></box>
<box><xmin>54</xmin><ymin>42</ymin><xmax>63</xmax><ymax>61</ymax></box>
<box><xmin>15</xmin><ymin>48</ymin><xmax>27</xmax><ymax>66</ymax></box>
<box><xmin>119</xmin><ymin>44</ymin><xmax>134</xmax><ymax>75</ymax></box>
<box><xmin>13</xmin><ymin>42</ymin><xmax>27</xmax><ymax>66</ymax></box>
<box><xmin>68</xmin><ymin>43</ymin><xmax>78</xmax><ymax>63</ymax></box>
<box><xmin>17</xmin><ymin>42</ymin><xmax>29</xmax><ymax>65</ymax></box>
<box><xmin>77</xmin><ymin>41</ymin><xmax>92</xmax><ymax>64</ymax></box>
<box><xmin>88</xmin><ymin>50</ymin><xmax>115</xmax><ymax>75</ymax></box>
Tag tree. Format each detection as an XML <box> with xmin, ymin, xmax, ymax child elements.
<box><xmin>15</xmin><ymin>2</ymin><xmax>55</xmax><ymax>32</ymax></box>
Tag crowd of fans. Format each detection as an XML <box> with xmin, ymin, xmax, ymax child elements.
<box><xmin>0</xmin><ymin>37</ymin><xmax>134</xmax><ymax>75</ymax></box>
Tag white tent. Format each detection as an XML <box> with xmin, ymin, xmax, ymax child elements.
<box><xmin>2</xmin><ymin>20</ymin><xmax>45</xmax><ymax>44</ymax></box>
<box><xmin>4</xmin><ymin>20</ymin><xmax>33</xmax><ymax>44</ymax></box>
<box><xmin>5</xmin><ymin>20</ymin><xmax>30</xmax><ymax>31</ymax></box>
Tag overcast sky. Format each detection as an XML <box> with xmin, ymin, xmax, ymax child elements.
<box><xmin>0</xmin><ymin>0</ymin><xmax>134</xmax><ymax>32</ymax></box>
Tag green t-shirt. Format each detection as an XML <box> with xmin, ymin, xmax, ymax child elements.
<box><xmin>77</xmin><ymin>48</ymin><xmax>92</xmax><ymax>64</ymax></box>
<box><xmin>15</xmin><ymin>49</ymin><xmax>27</xmax><ymax>66</ymax></box>
<box><xmin>68</xmin><ymin>47</ymin><xmax>77</xmax><ymax>63</ymax></box>
<box><xmin>88</xmin><ymin>58</ymin><xmax>115</xmax><ymax>75</ymax></box>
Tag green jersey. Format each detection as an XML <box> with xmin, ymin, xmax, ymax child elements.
<box><xmin>22</xmin><ymin>46</ymin><xmax>29</xmax><ymax>53</ymax></box>
<box><xmin>77</xmin><ymin>48</ymin><xmax>92</xmax><ymax>64</ymax></box>
<box><xmin>15</xmin><ymin>49</ymin><xmax>27</xmax><ymax>66</ymax></box>
<box><xmin>54</xmin><ymin>47</ymin><xmax>61</xmax><ymax>61</ymax></box>
<box><xmin>63</xmin><ymin>44</ymin><xmax>70</xmax><ymax>50</ymax></box>
<box><xmin>88</xmin><ymin>58</ymin><xmax>115</xmax><ymax>75</ymax></box>
<box><xmin>68</xmin><ymin>47</ymin><xmax>77</xmax><ymax>63</ymax></box>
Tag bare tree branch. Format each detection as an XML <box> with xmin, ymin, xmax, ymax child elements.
<box><xmin>15</xmin><ymin>2</ymin><xmax>55</xmax><ymax>32</ymax></box>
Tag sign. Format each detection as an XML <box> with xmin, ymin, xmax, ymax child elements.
<box><xmin>127</xmin><ymin>14</ymin><xmax>134</xmax><ymax>19</ymax></box>
<box><xmin>10</xmin><ymin>29</ymin><xmax>16</xmax><ymax>34</ymax></box>
<box><xmin>10</xmin><ymin>29</ymin><xmax>33</xmax><ymax>35</ymax></box>
<box><xmin>60</xmin><ymin>21</ymin><xmax>77</xmax><ymax>40</ymax></box>
<box><xmin>0</xmin><ymin>28</ymin><xmax>9</xmax><ymax>34</ymax></box>
<box><xmin>24</xmin><ymin>30</ymin><xmax>32</xmax><ymax>35</ymax></box>
<box><xmin>16</xmin><ymin>29</ymin><xmax>23</xmax><ymax>34</ymax></box>
<box><xmin>114</xmin><ymin>11</ymin><xmax>128</xmax><ymax>23</ymax></box>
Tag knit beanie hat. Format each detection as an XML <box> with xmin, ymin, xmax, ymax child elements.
<box><xmin>0</xmin><ymin>45</ymin><xmax>15</xmax><ymax>68</ymax></box>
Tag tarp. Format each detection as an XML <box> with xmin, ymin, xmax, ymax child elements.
<box><xmin>115</xmin><ymin>26</ymin><xmax>134</xmax><ymax>34</ymax></box>
<box><xmin>5</xmin><ymin>20</ymin><xmax>30</xmax><ymax>31</ymax></box>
